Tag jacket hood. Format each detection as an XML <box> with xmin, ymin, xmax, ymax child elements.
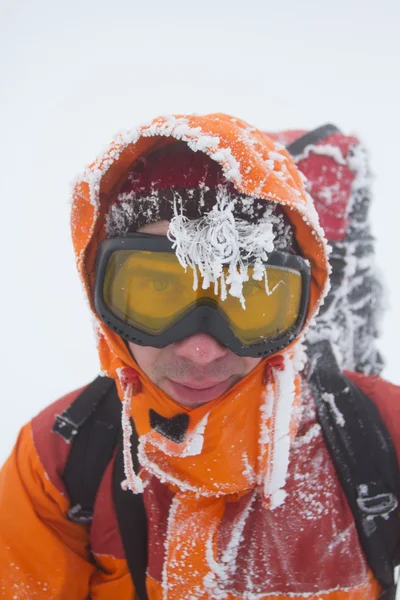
<box><xmin>72</xmin><ymin>112</ymin><xmax>329</xmax><ymax>384</ymax></box>
<box><xmin>71</xmin><ymin>113</ymin><xmax>330</xmax><ymax>505</ymax></box>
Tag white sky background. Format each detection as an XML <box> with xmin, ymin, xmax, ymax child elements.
<box><xmin>0</xmin><ymin>0</ymin><xmax>399</xmax><ymax>467</ymax></box>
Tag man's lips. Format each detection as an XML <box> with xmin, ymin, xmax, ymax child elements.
<box><xmin>165</xmin><ymin>377</ymin><xmax>234</xmax><ymax>406</ymax></box>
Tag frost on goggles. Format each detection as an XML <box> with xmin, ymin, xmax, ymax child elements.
<box><xmin>103</xmin><ymin>250</ymin><xmax>302</xmax><ymax>345</ymax></box>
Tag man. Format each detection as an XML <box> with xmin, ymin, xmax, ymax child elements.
<box><xmin>0</xmin><ymin>113</ymin><xmax>399</xmax><ymax>599</ymax></box>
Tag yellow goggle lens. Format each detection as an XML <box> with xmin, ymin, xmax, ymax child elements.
<box><xmin>103</xmin><ymin>250</ymin><xmax>302</xmax><ymax>344</ymax></box>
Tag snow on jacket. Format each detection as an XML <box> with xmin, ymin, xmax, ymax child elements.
<box><xmin>0</xmin><ymin>113</ymin><xmax>399</xmax><ymax>600</ymax></box>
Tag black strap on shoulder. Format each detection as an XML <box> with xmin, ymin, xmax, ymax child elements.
<box><xmin>113</xmin><ymin>430</ymin><xmax>148</xmax><ymax>600</ymax></box>
<box><xmin>308</xmin><ymin>341</ymin><xmax>400</xmax><ymax>598</ymax></box>
<box><xmin>60</xmin><ymin>376</ymin><xmax>121</xmax><ymax>524</ymax></box>
<box><xmin>286</xmin><ymin>123</ymin><xmax>340</xmax><ymax>156</ymax></box>
<box><xmin>53</xmin><ymin>376</ymin><xmax>116</xmax><ymax>443</ymax></box>
<box><xmin>59</xmin><ymin>376</ymin><xmax>148</xmax><ymax>599</ymax></box>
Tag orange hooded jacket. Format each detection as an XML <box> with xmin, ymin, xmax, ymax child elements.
<box><xmin>0</xmin><ymin>113</ymin><xmax>399</xmax><ymax>600</ymax></box>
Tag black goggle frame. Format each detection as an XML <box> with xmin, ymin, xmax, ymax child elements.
<box><xmin>94</xmin><ymin>233</ymin><xmax>311</xmax><ymax>358</ymax></box>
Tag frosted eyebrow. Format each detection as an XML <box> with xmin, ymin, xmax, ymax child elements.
<box><xmin>167</xmin><ymin>189</ymin><xmax>284</xmax><ymax>308</ymax></box>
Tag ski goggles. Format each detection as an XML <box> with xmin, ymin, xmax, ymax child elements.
<box><xmin>94</xmin><ymin>234</ymin><xmax>311</xmax><ymax>357</ymax></box>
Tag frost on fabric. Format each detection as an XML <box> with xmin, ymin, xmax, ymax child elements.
<box><xmin>241</xmin><ymin>453</ymin><xmax>256</xmax><ymax>484</ymax></box>
<box><xmin>264</xmin><ymin>359</ymin><xmax>295</xmax><ymax>509</ymax></box>
<box><xmin>1</xmin><ymin>562</ymin><xmax>56</xmax><ymax>599</ymax></box>
<box><xmin>304</xmin><ymin>141</ymin><xmax>385</xmax><ymax>375</ymax></box>
<box><xmin>138</xmin><ymin>438</ymin><xmax>204</xmax><ymax>495</ymax></box>
<box><xmin>192</xmin><ymin>382</ymin><xmax>372</xmax><ymax>598</ymax></box>
<box><xmin>168</xmin><ymin>187</ymin><xmax>284</xmax><ymax>309</ymax></box>
<box><xmin>119</xmin><ymin>373</ymin><xmax>144</xmax><ymax>494</ymax></box>
<box><xmin>321</xmin><ymin>392</ymin><xmax>346</xmax><ymax>427</ymax></box>
<box><xmin>290</xmin><ymin>384</ymin><xmax>342</xmax><ymax>523</ymax></box>
<box><xmin>237</xmin><ymin>123</ymin><xmax>329</xmax><ymax>263</ymax></box>
<box><xmin>181</xmin><ymin>413</ymin><xmax>209</xmax><ymax>457</ymax></box>
<box><xmin>257</xmin><ymin>353</ymin><xmax>300</xmax><ymax>510</ymax></box>
<box><xmin>74</xmin><ymin>115</ymin><xmax>242</xmax><ymax>212</ymax></box>
<box><xmin>347</xmin><ymin>143</ymin><xmax>370</xmax><ymax>192</ymax></box>
<box><xmin>106</xmin><ymin>189</ymin><xmax>163</xmax><ymax>237</ymax></box>
<box><xmin>136</xmin><ymin>413</ymin><xmax>241</xmax><ymax>497</ymax></box>
<box><xmin>292</xmin><ymin>422</ymin><xmax>321</xmax><ymax>448</ymax></box>
<box><xmin>203</xmin><ymin>492</ymin><xmax>257</xmax><ymax>598</ymax></box>
<box><xmin>129</xmin><ymin>115</ymin><xmax>241</xmax><ymax>183</ymax></box>
<box><xmin>292</xmin><ymin>338</ymin><xmax>308</xmax><ymax>372</ymax></box>
<box><xmin>239</xmin><ymin>122</ymin><xmax>293</xmax><ymax>188</ymax></box>
<box><xmin>293</xmin><ymin>143</ymin><xmax>347</xmax><ymax>166</ymax></box>
<box><xmin>161</xmin><ymin>494</ymin><xmax>180</xmax><ymax>599</ymax></box>
<box><xmin>119</xmin><ymin>377</ymin><xmax>209</xmax><ymax>496</ymax></box>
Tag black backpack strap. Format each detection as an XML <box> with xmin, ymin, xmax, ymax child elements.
<box><xmin>58</xmin><ymin>376</ymin><xmax>121</xmax><ymax>524</ymax></box>
<box><xmin>53</xmin><ymin>376</ymin><xmax>115</xmax><ymax>443</ymax></box>
<box><xmin>286</xmin><ymin>123</ymin><xmax>341</xmax><ymax>156</ymax></box>
<box><xmin>113</xmin><ymin>428</ymin><xmax>148</xmax><ymax>600</ymax></box>
<box><xmin>58</xmin><ymin>376</ymin><xmax>148</xmax><ymax>599</ymax></box>
<box><xmin>307</xmin><ymin>341</ymin><xmax>400</xmax><ymax>598</ymax></box>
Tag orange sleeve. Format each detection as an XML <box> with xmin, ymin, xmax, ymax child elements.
<box><xmin>0</xmin><ymin>422</ymin><xmax>95</xmax><ymax>599</ymax></box>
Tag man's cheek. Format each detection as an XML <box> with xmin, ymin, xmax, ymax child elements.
<box><xmin>128</xmin><ymin>342</ymin><xmax>163</xmax><ymax>380</ymax></box>
<box><xmin>243</xmin><ymin>357</ymin><xmax>263</xmax><ymax>374</ymax></box>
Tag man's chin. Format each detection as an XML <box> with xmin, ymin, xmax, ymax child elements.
<box><xmin>163</xmin><ymin>377</ymin><xmax>236</xmax><ymax>407</ymax></box>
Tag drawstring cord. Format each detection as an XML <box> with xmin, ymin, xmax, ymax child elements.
<box><xmin>119</xmin><ymin>368</ymin><xmax>144</xmax><ymax>494</ymax></box>
<box><xmin>263</xmin><ymin>355</ymin><xmax>285</xmax><ymax>385</ymax></box>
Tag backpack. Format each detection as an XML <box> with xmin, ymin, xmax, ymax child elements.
<box><xmin>269</xmin><ymin>124</ymin><xmax>385</xmax><ymax>376</ymax></box>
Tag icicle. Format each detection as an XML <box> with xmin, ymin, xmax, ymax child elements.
<box><xmin>167</xmin><ymin>186</ymin><xmax>281</xmax><ymax>308</ymax></box>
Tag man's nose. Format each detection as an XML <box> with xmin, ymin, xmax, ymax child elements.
<box><xmin>174</xmin><ymin>333</ymin><xmax>228</xmax><ymax>365</ymax></box>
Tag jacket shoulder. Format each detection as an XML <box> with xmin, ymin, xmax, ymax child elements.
<box><xmin>31</xmin><ymin>383</ymin><xmax>88</xmax><ymax>494</ymax></box>
<box><xmin>0</xmin><ymin>413</ymin><xmax>95</xmax><ymax>595</ymax></box>
<box><xmin>345</xmin><ymin>370</ymin><xmax>400</xmax><ymax>466</ymax></box>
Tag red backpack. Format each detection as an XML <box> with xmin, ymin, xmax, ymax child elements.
<box><xmin>267</xmin><ymin>123</ymin><xmax>384</xmax><ymax>376</ymax></box>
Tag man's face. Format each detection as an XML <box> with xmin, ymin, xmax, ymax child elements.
<box><xmin>128</xmin><ymin>220</ymin><xmax>262</xmax><ymax>408</ymax></box>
